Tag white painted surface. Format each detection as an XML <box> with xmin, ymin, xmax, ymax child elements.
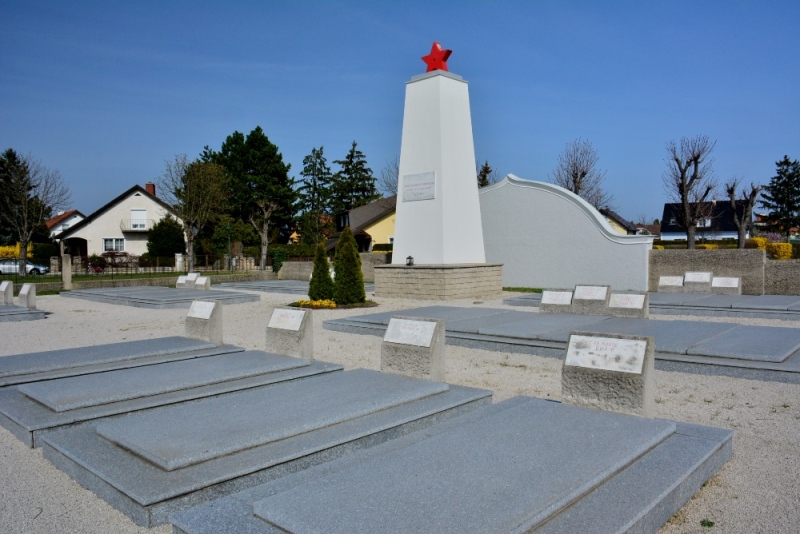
<box><xmin>566</xmin><ymin>335</ymin><xmax>647</xmax><ymax>374</ymax></box>
<box><xmin>268</xmin><ymin>308</ymin><xmax>306</xmax><ymax>331</ymax></box>
<box><xmin>659</xmin><ymin>276</ymin><xmax>684</xmax><ymax>286</ymax></box>
<box><xmin>480</xmin><ymin>176</ymin><xmax>652</xmax><ymax>291</ymax></box>
<box><xmin>384</xmin><ymin>318</ymin><xmax>437</xmax><ymax>348</ymax></box>
<box><xmin>684</xmin><ymin>271</ymin><xmax>712</xmax><ymax>283</ymax></box>
<box><xmin>609</xmin><ymin>293</ymin><xmax>646</xmax><ymax>309</ymax></box>
<box><xmin>187</xmin><ymin>273</ymin><xmax>200</xmax><ymax>283</ymax></box>
<box><xmin>187</xmin><ymin>301</ymin><xmax>215</xmax><ymax>319</ymax></box>
<box><xmin>541</xmin><ymin>291</ymin><xmax>572</xmax><ymax>305</ymax></box>
<box><xmin>392</xmin><ymin>71</ymin><xmax>486</xmax><ymax>265</ymax></box>
<box><xmin>712</xmin><ymin>277</ymin><xmax>740</xmax><ymax>288</ymax></box>
<box><xmin>402</xmin><ymin>172</ymin><xmax>436</xmax><ymax>202</ymax></box>
<box><xmin>574</xmin><ymin>285</ymin><xmax>608</xmax><ymax>300</ymax></box>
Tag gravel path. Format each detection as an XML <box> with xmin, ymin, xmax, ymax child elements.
<box><xmin>0</xmin><ymin>291</ymin><xmax>798</xmax><ymax>533</ymax></box>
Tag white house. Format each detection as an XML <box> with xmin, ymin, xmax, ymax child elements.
<box><xmin>56</xmin><ymin>183</ymin><xmax>176</xmax><ymax>259</ymax></box>
<box><xmin>46</xmin><ymin>210</ymin><xmax>86</xmax><ymax>237</ymax></box>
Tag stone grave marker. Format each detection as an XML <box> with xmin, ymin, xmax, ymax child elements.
<box><xmin>571</xmin><ymin>285</ymin><xmax>610</xmax><ymax>315</ymax></box>
<box><xmin>381</xmin><ymin>316</ymin><xmax>445</xmax><ymax>381</ymax></box>
<box><xmin>185</xmin><ymin>300</ymin><xmax>222</xmax><ymax>344</ymax></box>
<box><xmin>561</xmin><ymin>332</ymin><xmax>655</xmax><ymax>417</ymax></box>
<box><xmin>658</xmin><ymin>275</ymin><xmax>684</xmax><ymax>293</ymax></box>
<box><xmin>0</xmin><ymin>281</ymin><xmax>12</xmax><ymax>305</ymax></box>
<box><xmin>194</xmin><ymin>276</ymin><xmax>211</xmax><ymax>290</ymax></box>
<box><xmin>18</xmin><ymin>283</ymin><xmax>35</xmax><ymax>310</ymax></box>
<box><xmin>266</xmin><ymin>307</ymin><xmax>313</xmax><ymax>359</ymax></box>
<box><xmin>186</xmin><ymin>272</ymin><xmax>200</xmax><ymax>289</ymax></box>
<box><xmin>683</xmin><ymin>271</ymin><xmax>713</xmax><ymax>293</ymax></box>
<box><xmin>712</xmin><ymin>276</ymin><xmax>741</xmax><ymax>295</ymax></box>
<box><xmin>608</xmin><ymin>292</ymin><xmax>649</xmax><ymax>319</ymax></box>
<box><xmin>539</xmin><ymin>290</ymin><xmax>573</xmax><ymax>314</ymax></box>
<box><xmin>176</xmin><ymin>275</ymin><xmax>188</xmax><ymax>288</ymax></box>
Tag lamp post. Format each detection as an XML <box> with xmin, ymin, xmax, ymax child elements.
<box><xmin>226</xmin><ymin>223</ymin><xmax>232</xmax><ymax>271</ymax></box>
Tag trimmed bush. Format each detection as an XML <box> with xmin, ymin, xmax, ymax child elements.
<box><xmin>767</xmin><ymin>242</ymin><xmax>792</xmax><ymax>260</ymax></box>
<box><xmin>268</xmin><ymin>248</ymin><xmax>290</xmax><ymax>273</ymax></box>
<box><xmin>695</xmin><ymin>244</ymin><xmax>719</xmax><ymax>250</ymax></box>
<box><xmin>745</xmin><ymin>237</ymin><xmax>768</xmax><ymax>250</ymax></box>
<box><xmin>372</xmin><ymin>243</ymin><xmax>393</xmax><ymax>252</ymax></box>
<box><xmin>333</xmin><ymin>227</ymin><xmax>365</xmax><ymax>305</ymax></box>
<box><xmin>652</xmin><ymin>245</ymin><xmax>664</xmax><ymax>250</ymax></box>
<box><xmin>308</xmin><ymin>243</ymin><xmax>334</xmax><ymax>301</ymax></box>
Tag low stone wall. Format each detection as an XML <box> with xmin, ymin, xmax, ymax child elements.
<box><xmin>649</xmin><ymin>249</ymin><xmax>765</xmax><ymax>295</ymax></box>
<box><xmin>360</xmin><ymin>253</ymin><xmax>391</xmax><ymax>282</ymax></box>
<box><xmin>374</xmin><ymin>264</ymin><xmax>503</xmax><ymax>300</ymax></box>
<box><xmin>278</xmin><ymin>261</ymin><xmax>314</xmax><ymax>281</ymax></box>
<box><xmin>765</xmin><ymin>259</ymin><xmax>800</xmax><ymax>296</ymax></box>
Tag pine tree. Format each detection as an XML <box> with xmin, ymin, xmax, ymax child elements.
<box><xmin>331</xmin><ymin>141</ymin><xmax>381</xmax><ymax>217</ymax></box>
<box><xmin>477</xmin><ymin>161</ymin><xmax>492</xmax><ymax>187</ymax></box>
<box><xmin>333</xmin><ymin>226</ymin><xmax>365</xmax><ymax>305</ymax></box>
<box><xmin>760</xmin><ymin>156</ymin><xmax>800</xmax><ymax>240</ymax></box>
<box><xmin>308</xmin><ymin>242</ymin><xmax>334</xmax><ymax>301</ymax></box>
<box><xmin>297</xmin><ymin>146</ymin><xmax>333</xmax><ymax>244</ymax></box>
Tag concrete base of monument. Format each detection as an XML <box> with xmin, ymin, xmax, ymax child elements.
<box><xmin>374</xmin><ymin>263</ymin><xmax>503</xmax><ymax>300</ymax></box>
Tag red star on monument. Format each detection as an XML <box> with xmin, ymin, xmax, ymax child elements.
<box><xmin>422</xmin><ymin>42</ymin><xmax>452</xmax><ymax>72</ymax></box>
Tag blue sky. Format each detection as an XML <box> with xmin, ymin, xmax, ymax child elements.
<box><xmin>2</xmin><ymin>1</ymin><xmax>798</xmax><ymax>223</ymax></box>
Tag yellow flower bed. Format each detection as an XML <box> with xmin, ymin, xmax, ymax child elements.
<box><xmin>696</xmin><ymin>244</ymin><xmax>719</xmax><ymax>250</ymax></box>
<box><xmin>767</xmin><ymin>242</ymin><xmax>792</xmax><ymax>260</ymax></box>
<box><xmin>747</xmin><ymin>237</ymin><xmax>768</xmax><ymax>250</ymax></box>
<box><xmin>652</xmin><ymin>245</ymin><xmax>664</xmax><ymax>250</ymax></box>
<box><xmin>295</xmin><ymin>299</ymin><xmax>337</xmax><ymax>309</ymax></box>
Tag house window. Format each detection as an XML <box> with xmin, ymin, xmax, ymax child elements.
<box><xmin>131</xmin><ymin>209</ymin><xmax>146</xmax><ymax>229</ymax></box>
<box><xmin>388</xmin><ymin>236</ymin><xmax>394</xmax><ymax>244</ymax></box>
<box><xmin>103</xmin><ymin>238</ymin><xmax>125</xmax><ymax>252</ymax></box>
<box><xmin>669</xmin><ymin>217</ymin><xmax>677</xmax><ymax>226</ymax></box>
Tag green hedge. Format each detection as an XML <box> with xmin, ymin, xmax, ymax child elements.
<box><xmin>372</xmin><ymin>243</ymin><xmax>393</xmax><ymax>252</ymax></box>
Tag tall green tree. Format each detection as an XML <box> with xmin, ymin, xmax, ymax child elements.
<box><xmin>205</xmin><ymin>127</ymin><xmax>296</xmax><ymax>270</ymax></box>
<box><xmin>146</xmin><ymin>216</ymin><xmax>185</xmax><ymax>257</ymax></box>
<box><xmin>308</xmin><ymin>242</ymin><xmax>334</xmax><ymax>301</ymax></box>
<box><xmin>0</xmin><ymin>149</ymin><xmax>70</xmax><ymax>274</ymax></box>
<box><xmin>157</xmin><ymin>154</ymin><xmax>228</xmax><ymax>272</ymax></box>
<box><xmin>298</xmin><ymin>146</ymin><xmax>333</xmax><ymax>244</ymax></box>
<box><xmin>759</xmin><ymin>156</ymin><xmax>800</xmax><ymax>240</ymax></box>
<box><xmin>331</xmin><ymin>141</ymin><xmax>380</xmax><ymax>217</ymax></box>
<box><xmin>333</xmin><ymin>226</ymin><xmax>365</xmax><ymax>305</ymax></box>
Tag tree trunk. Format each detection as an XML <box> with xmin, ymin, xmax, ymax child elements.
<box><xmin>686</xmin><ymin>225</ymin><xmax>696</xmax><ymax>249</ymax></box>
<box><xmin>186</xmin><ymin>233</ymin><xmax>195</xmax><ymax>273</ymax></box>
<box><xmin>260</xmin><ymin>231</ymin><xmax>268</xmax><ymax>272</ymax></box>
<box><xmin>738</xmin><ymin>227</ymin><xmax>747</xmax><ymax>249</ymax></box>
<box><xmin>18</xmin><ymin>238</ymin><xmax>29</xmax><ymax>276</ymax></box>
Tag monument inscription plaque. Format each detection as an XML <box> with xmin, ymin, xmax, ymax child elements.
<box><xmin>566</xmin><ymin>334</ymin><xmax>646</xmax><ymax>374</ymax></box>
<box><xmin>712</xmin><ymin>277</ymin><xmax>739</xmax><ymax>288</ymax></box>
<box><xmin>659</xmin><ymin>276</ymin><xmax>683</xmax><ymax>286</ymax></box>
<box><xmin>684</xmin><ymin>272</ymin><xmax>712</xmax><ymax>283</ymax></box>
<box><xmin>573</xmin><ymin>285</ymin><xmax>608</xmax><ymax>300</ymax></box>
<box><xmin>268</xmin><ymin>309</ymin><xmax>306</xmax><ymax>331</ymax></box>
<box><xmin>187</xmin><ymin>301</ymin><xmax>215</xmax><ymax>319</ymax></box>
<box><xmin>384</xmin><ymin>318</ymin><xmax>437</xmax><ymax>348</ymax></box>
<box><xmin>609</xmin><ymin>293</ymin><xmax>645</xmax><ymax>309</ymax></box>
<box><xmin>402</xmin><ymin>172</ymin><xmax>436</xmax><ymax>202</ymax></box>
<box><xmin>541</xmin><ymin>291</ymin><xmax>572</xmax><ymax>305</ymax></box>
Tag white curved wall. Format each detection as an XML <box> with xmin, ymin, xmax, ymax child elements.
<box><xmin>480</xmin><ymin>175</ymin><xmax>653</xmax><ymax>291</ymax></box>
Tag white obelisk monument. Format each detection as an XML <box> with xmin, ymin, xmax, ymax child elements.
<box><xmin>375</xmin><ymin>42</ymin><xmax>502</xmax><ymax>299</ymax></box>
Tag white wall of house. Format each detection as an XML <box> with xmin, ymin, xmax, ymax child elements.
<box><xmin>67</xmin><ymin>191</ymin><xmax>169</xmax><ymax>257</ymax></box>
<box><xmin>49</xmin><ymin>213</ymin><xmax>84</xmax><ymax>237</ymax></box>
<box><xmin>480</xmin><ymin>175</ymin><xmax>654</xmax><ymax>291</ymax></box>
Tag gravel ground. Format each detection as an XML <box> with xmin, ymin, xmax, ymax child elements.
<box><xmin>0</xmin><ymin>290</ymin><xmax>798</xmax><ymax>534</ymax></box>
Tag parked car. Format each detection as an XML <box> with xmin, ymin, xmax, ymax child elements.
<box><xmin>0</xmin><ymin>258</ymin><xmax>50</xmax><ymax>275</ymax></box>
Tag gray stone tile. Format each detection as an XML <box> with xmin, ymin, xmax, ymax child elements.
<box><xmin>61</xmin><ymin>286</ymin><xmax>260</xmax><ymax>308</ymax></box>
<box><xmin>347</xmin><ymin>306</ymin><xmax>507</xmax><ymax>326</ymax></box>
<box><xmin>687</xmin><ymin>325</ymin><xmax>800</xmax><ymax>362</ymax></box>
<box><xmin>680</xmin><ymin>295</ymin><xmax>747</xmax><ymax>308</ymax></box>
<box><xmin>736</xmin><ymin>295</ymin><xmax>800</xmax><ymax>310</ymax></box>
<box><xmin>647</xmin><ymin>293</ymin><xmax>714</xmax><ymax>306</ymax></box>
<box><xmin>478</xmin><ymin>314</ymin><xmax>611</xmax><ymax>340</ymax></box>
<box><xmin>0</xmin><ymin>304</ymin><xmax>45</xmax><ymax>322</ymax></box>
<box><xmin>446</xmin><ymin>310</ymin><xmax>538</xmax><ymax>334</ymax></box>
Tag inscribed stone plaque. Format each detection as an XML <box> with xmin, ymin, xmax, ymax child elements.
<box><xmin>187</xmin><ymin>301</ymin><xmax>216</xmax><ymax>319</ymax></box>
<box><xmin>187</xmin><ymin>273</ymin><xmax>200</xmax><ymax>282</ymax></box>
<box><xmin>684</xmin><ymin>272</ymin><xmax>712</xmax><ymax>283</ymax></box>
<box><xmin>384</xmin><ymin>318</ymin><xmax>437</xmax><ymax>348</ymax></box>
<box><xmin>609</xmin><ymin>293</ymin><xmax>645</xmax><ymax>309</ymax></box>
<box><xmin>712</xmin><ymin>277</ymin><xmax>739</xmax><ymax>288</ymax></box>
<box><xmin>402</xmin><ymin>172</ymin><xmax>436</xmax><ymax>202</ymax></box>
<box><xmin>659</xmin><ymin>276</ymin><xmax>683</xmax><ymax>286</ymax></box>
<box><xmin>268</xmin><ymin>308</ymin><xmax>306</xmax><ymax>331</ymax></box>
<box><xmin>566</xmin><ymin>334</ymin><xmax>646</xmax><ymax>374</ymax></box>
<box><xmin>541</xmin><ymin>291</ymin><xmax>572</xmax><ymax>305</ymax></box>
<box><xmin>573</xmin><ymin>286</ymin><xmax>608</xmax><ymax>300</ymax></box>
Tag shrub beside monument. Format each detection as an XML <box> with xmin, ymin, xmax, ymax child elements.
<box><xmin>333</xmin><ymin>227</ymin><xmax>366</xmax><ymax>305</ymax></box>
<box><xmin>308</xmin><ymin>243</ymin><xmax>334</xmax><ymax>301</ymax></box>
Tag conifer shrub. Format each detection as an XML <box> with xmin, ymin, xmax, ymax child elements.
<box><xmin>333</xmin><ymin>227</ymin><xmax>365</xmax><ymax>305</ymax></box>
<box><xmin>308</xmin><ymin>243</ymin><xmax>334</xmax><ymax>301</ymax></box>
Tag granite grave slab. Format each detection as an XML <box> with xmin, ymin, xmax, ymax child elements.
<box><xmin>0</xmin><ymin>303</ymin><xmax>45</xmax><ymax>322</ymax></box>
<box><xmin>686</xmin><ymin>325</ymin><xmax>800</xmax><ymax>362</ymax></box>
<box><xmin>61</xmin><ymin>286</ymin><xmax>259</xmax><ymax>309</ymax></box>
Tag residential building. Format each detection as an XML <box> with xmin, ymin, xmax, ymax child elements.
<box><xmin>46</xmin><ymin>209</ymin><xmax>85</xmax><ymax>238</ymax></box>
<box><xmin>327</xmin><ymin>196</ymin><xmax>397</xmax><ymax>252</ymax></box>
<box><xmin>659</xmin><ymin>201</ymin><xmax>749</xmax><ymax>241</ymax></box>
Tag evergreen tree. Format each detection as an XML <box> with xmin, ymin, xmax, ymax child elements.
<box><xmin>477</xmin><ymin>161</ymin><xmax>492</xmax><ymax>187</ymax></box>
<box><xmin>333</xmin><ymin>226</ymin><xmax>365</xmax><ymax>305</ymax></box>
<box><xmin>308</xmin><ymin>242</ymin><xmax>334</xmax><ymax>301</ymax></box>
<box><xmin>146</xmin><ymin>216</ymin><xmax>186</xmax><ymax>257</ymax></box>
<box><xmin>760</xmin><ymin>156</ymin><xmax>800</xmax><ymax>241</ymax></box>
<box><xmin>298</xmin><ymin>146</ymin><xmax>333</xmax><ymax>244</ymax></box>
<box><xmin>331</xmin><ymin>141</ymin><xmax>380</xmax><ymax>217</ymax></box>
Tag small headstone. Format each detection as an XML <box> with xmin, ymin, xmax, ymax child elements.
<box><xmin>266</xmin><ymin>307</ymin><xmax>313</xmax><ymax>359</ymax></box>
<box><xmin>657</xmin><ymin>275</ymin><xmax>684</xmax><ymax>293</ymax></box>
<box><xmin>176</xmin><ymin>275</ymin><xmax>188</xmax><ymax>289</ymax></box>
<box><xmin>711</xmin><ymin>276</ymin><xmax>741</xmax><ymax>295</ymax></box>
<box><xmin>185</xmin><ymin>300</ymin><xmax>222</xmax><ymax>344</ymax></box>
<box><xmin>608</xmin><ymin>292</ymin><xmax>649</xmax><ymax>319</ymax></box>
<box><xmin>0</xmin><ymin>281</ymin><xmax>12</xmax><ymax>305</ymax></box>
<box><xmin>539</xmin><ymin>290</ymin><xmax>574</xmax><ymax>314</ymax></box>
<box><xmin>381</xmin><ymin>316</ymin><xmax>445</xmax><ymax>381</ymax></box>
<box><xmin>683</xmin><ymin>271</ymin><xmax>713</xmax><ymax>293</ymax></box>
<box><xmin>194</xmin><ymin>276</ymin><xmax>211</xmax><ymax>290</ymax></box>
<box><xmin>561</xmin><ymin>332</ymin><xmax>655</xmax><ymax>417</ymax></box>
<box><xmin>18</xmin><ymin>283</ymin><xmax>36</xmax><ymax>310</ymax></box>
<box><xmin>571</xmin><ymin>285</ymin><xmax>610</xmax><ymax>315</ymax></box>
<box><xmin>186</xmin><ymin>272</ymin><xmax>200</xmax><ymax>289</ymax></box>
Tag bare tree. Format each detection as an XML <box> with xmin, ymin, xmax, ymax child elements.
<box><xmin>661</xmin><ymin>135</ymin><xmax>718</xmax><ymax>248</ymax></box>
<box><xmin>377</xmin><ymin>156</ymin><xmax>399</xmax><ymax>197</ymax></box>
<box><xmin>725</xmin><ymin>177</ymin><xmax>761</xmax><ymax>249</ymax></box>
<box><xmin>550</xmin><ymin>138</ymin><xmax>613</xmax><ymax>209</ymax></box>
<box><xmin>0</xmin><ymin>149</ymin><xmax>70</xmax><ymax>274</ymax></box>
<box><xmin>158</xmin><ymin>154</ymin><xmax>228</xmax><ymax>272</ymax></box>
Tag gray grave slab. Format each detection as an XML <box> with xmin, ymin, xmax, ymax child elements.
<box><xmin>171</xmin><ymin>396</ymin><xmax>730</xmax><ymax>534</ymax></box>
<box><xmin>347</xmin><ymin>305</ymin><xmax>508</xmax><ymax>326</ymax></box>
<box><xmin>477</xmin><ymin>313</ymin><xmax>612</xmax><ymax>340</ymax></box>
<box><xmin>686</xmin><ymin>325</ymin><xmax>800</xmax><ymax>362</ymax></box>
<box><xmin>736</xmin><ymin>295</ymin><xmax>800</xmax><ymax>310</ymax></box>
<box><xmin>0</xmin><ymin>337</ymin><xmax>241</xmax><ymax>387</ymax></box>
<box><xmin>61</xmin><ymin>286</ymin><xmax>259</xmax><ymax>309</ymax></box>
<box><xmin>445</xmin><ymin>310</ymin><xmax>538</xmax><ymax>334</ymax></box>
<box><xmin>647</xmin><ymin>292</ymin><xmax>715</xmax><ymax>306</ymax></box>
<box><xmin>0</xmin><ymin>304</ymin><xmax>45</xmax><ymax>322</ymax></box>
<box><xmin>217</xmin><ymin>280</ymin><xmax>375</xmax><ymax>295</ymax></box>
<box><xmin>676</xmin><ymin>294</ymin><xmax>746</xmax><ymax>309</ymax></box>
<box><xmin>0</xmin><ymin>354</ymin><xmax>341</xmax><ymax>448</ymax></box>
<box><xmin>40</xmin><ymin>369</ymin><xmax>491</xmax><ymax>526</ymax></box>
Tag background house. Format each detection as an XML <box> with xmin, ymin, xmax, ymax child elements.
<box><xmin>598</xmin><ymin>208</ymin><xmax>637</xmax><ymax>235</ymax></box>
<box><xmin>659</xmin><ymin>201</ymin><xmax>748</xmax><ymax>241</ymax></box>
<box><xmin>46</xmin><ymin>210</ymin><xmax>85</xmax><ymax>238</ymax></box>
<box><xmin>327</xmin><ymin>195</ymin><xmax>396</xmax><ymax>252</ymax></box>
<box><xmin>56</xmin><ymin>182</ymin><xmax>176</xmax><ymax>259</ymax></box>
